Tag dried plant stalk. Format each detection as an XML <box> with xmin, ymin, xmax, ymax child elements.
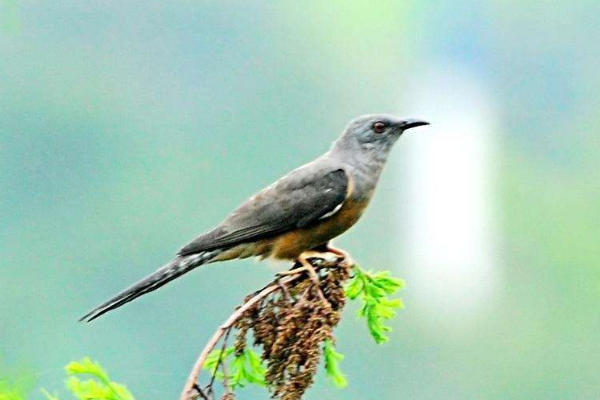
<box><xmin>180</xmin><ymin>255</ymin><xmax>353</xmax><ymax>400</ymax></box>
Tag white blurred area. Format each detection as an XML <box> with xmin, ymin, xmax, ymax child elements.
<box><xmin>397</xmin><ymin>64</ymin><xmax>500</xmax><ymax>327</ymax></box>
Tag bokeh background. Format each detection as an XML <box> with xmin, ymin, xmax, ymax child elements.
<box><xmin>1</xmin><ymin>1</ymin><xmax>599</xmax><ymax>399</ymax></box>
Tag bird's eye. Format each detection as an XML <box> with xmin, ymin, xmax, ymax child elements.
<box><xmin>373</xmin><ymin>121</ymin><xmax>387</xmax><ymax>134</ymax></box>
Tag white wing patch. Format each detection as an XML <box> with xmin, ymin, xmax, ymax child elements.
<box><xmin>319</xmin><ymin>202</ymin><xmax>343</xmax><ymax>220</ymax></box>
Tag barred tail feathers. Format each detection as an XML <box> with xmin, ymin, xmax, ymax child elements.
<box><xmin>80</xmin><ymin>250</ymin><xmax>222</xmax><ymax>322</ymax></box>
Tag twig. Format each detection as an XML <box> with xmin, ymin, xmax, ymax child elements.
<box><xmin>220</xmin><ymin>354</ymin><xmax>232</xmax><ymax>396</ymax></box>
<box><xmin>191</xmin><ymin>383</ymin><xmax>210</xmax><ymax>400</ymax></box>
<box><xmin>179</xmin><ymin>272</ymin><xmax>306</xmax><ymax>400</ymax></box>
<box><xmin>208</xmin><ymin>327</ymin><xmax>232</xmax><ymax>390</ymax></box>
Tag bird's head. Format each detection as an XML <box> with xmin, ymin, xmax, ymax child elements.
<box><xmin>348</xmin><ymin>113</ymin><xmax>428</xmax><ymax>146</ymax></box>
<box><xmin>331</xmin><ymin>114</ymin><xmax>429</xmax><ymax>160</ymax></box>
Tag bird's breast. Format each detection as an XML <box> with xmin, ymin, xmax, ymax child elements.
<box><xmin>268</xmin><ymin>197</ymin><xmax>369</xmax><ymax>260</ymax></box>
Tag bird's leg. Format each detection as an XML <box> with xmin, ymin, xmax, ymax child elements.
<box><xmin>294</xmin><ymin>251</ymin><xmax>333</xmax><ymax>303</ymax></box>
<box><xmin>277</xmin><ymin>251</ymin><xmax>323</xmax><ymax>283</ymax></box>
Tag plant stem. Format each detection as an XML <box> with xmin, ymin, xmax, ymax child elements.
<box><xmin>179</xmin><ymin>270</ymin><xmax>307</xmax><ymax>400</ymax></box>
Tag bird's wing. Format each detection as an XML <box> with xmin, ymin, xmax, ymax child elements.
<box><xmin>178</xmin><ymin>164</ymin><xmax>349</xmax><ymax>255</ymax></box>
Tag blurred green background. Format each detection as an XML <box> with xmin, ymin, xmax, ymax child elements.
<box><xmin>1</xmin><ymin>1</ymin><xmax>599</xmax><ymax>399</ymax></box>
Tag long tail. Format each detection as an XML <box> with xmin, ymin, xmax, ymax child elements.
<box><xmin>80</xmin><ymin>249</ymin><xmax>223</xmax><ymax>322</ymax></box>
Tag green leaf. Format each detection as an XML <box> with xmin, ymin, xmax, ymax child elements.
<box><xmin>0</xmin><ymin>366</ymin><xmax>33</xmax><ymax>400</ymax></box>
<box><xmin>203</xmin><ymin>348</ymin><xmax>235</xmax><ymax>380</ymax></box>
<box><xmin>323</xmin><ymin>340</ymin><xmax>347</xmax><ymax>388</ymax></box>
<box><xmin>0</xmin><ymin>381</ymin><xmax>26</xmax><ymax>400</ymax></box>
<box><xmin>345</xmin><ymin>265</ymin><xmax>405</xmax><ymax>344</ymax></box>
<box><xmin>203</xmin><ymin>348</ymin><xmax>266</xmax><ymax>390</ymax></box>
<box><xmin>66</xmin><ymin>377</ymin><xmax>111</xmax><ymax>400</ymax></box>
<box><xmin>344</xmin><ymin>276</ymin><xmax>364</xmax><ymax>299</ymax></box>
<box><xmin>64</xmin><ymin>358</ymin><xmax>134</xmax><ymax>400</ymax></box>
<box><xmin>240</xmin><ymin>350</ymin><xmax>267</xmax><ymax>387</ymax></box>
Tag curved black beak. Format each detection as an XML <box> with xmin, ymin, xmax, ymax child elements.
<box><xmin>399</xmin><ymin>118</ymin><xmax>430</xmax><ymax>131</ymax></box>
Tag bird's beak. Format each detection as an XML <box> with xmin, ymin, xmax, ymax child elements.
<box><xmin>399</xmin><ymin>118</ymin><xmax>430</xmax><ymax>131</ymax></box>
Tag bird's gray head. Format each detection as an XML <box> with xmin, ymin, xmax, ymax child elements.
<box><xmin>330</xmin><ymin>114</ymin><xmax>429</xmax><ymax>164</ymax></box>
<box><xmin>338</xmin><ymin>114</ymin><xmax>428</xmax><ymax>150</ymax></box>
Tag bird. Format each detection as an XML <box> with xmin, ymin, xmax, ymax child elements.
<box><xmin>80</xmin><ymin>114</ymin><xmax>429</xmax><ymax>322</ymax></box>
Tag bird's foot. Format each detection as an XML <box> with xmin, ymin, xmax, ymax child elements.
<box><xmin>322</xmin><ymin>246</ymin><xmax>355</xmax><ymax>268</ymax></box>
<box><xmin>277</xmin><ymin>248</ymin><xmax>353</xmax><ymax>285</ymax></box>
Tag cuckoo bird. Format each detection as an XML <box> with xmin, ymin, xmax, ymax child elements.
<box><xmin>81</xmin><ymin>114</ymin><xmax>428</xmax><ymax>322</ymax></box>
